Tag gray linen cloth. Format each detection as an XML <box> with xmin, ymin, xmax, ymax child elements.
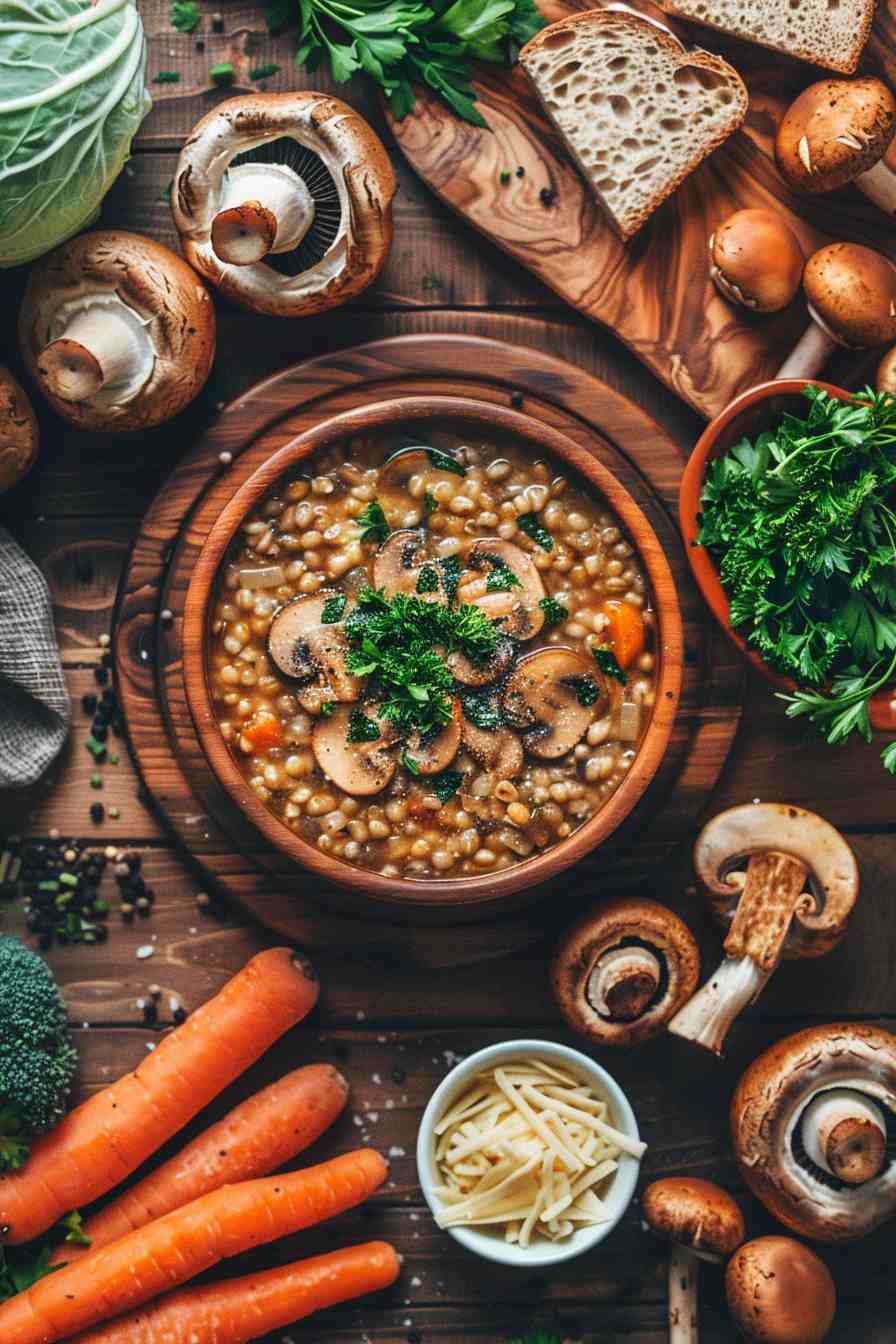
<box><xmin>0</xmin><ymin>526</ymin><xmax>70</xmax><ymax>788</ymax></box>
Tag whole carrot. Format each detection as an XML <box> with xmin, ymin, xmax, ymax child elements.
<box><xmin>0</xmin><ymin>949</ymin><xmax>319</xmax><ymax>1246</ymax></box>
<box><xmin>0</xmin><ymin>1148</ymin><xmax>387</xmax><ymax>1344</ymax></box>
<box><xmin>51</xmin><ymin>1063</ymin><xmax>348</xmax><ymax>1266</ymax></box>
<box><xmin>69</xmin><ymin>1241</ymin><xmax>399</xmax><ymax>1343</ymax></box>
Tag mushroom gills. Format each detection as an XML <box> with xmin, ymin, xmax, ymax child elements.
<box><xmin>37</xmin><ymin>295</ymin><xmax>155</xmax><ymax>406</ymax></box>
<box><xmin>586</xmin><ymin>943</ymin><xmax>663</xmax><ymax>1022</ymax></box>
<box><xmin>224</xmin><ymin>137</ymin><xmax>342</xmax><ymax>276</ymax></box>
<box><xmin>800</xmin><ymin>1088</ymin><xmax>888</xmax><ymax>1186</ymax></box>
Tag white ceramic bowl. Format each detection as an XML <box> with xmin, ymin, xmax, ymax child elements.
<box><xmin>416</xmin><ymin>1038</ymin><xmax>643</xmax><ymax>1268</ymax></box>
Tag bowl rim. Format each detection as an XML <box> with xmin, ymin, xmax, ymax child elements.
<box><xmin>415</xmin><ymin>1037</ymin><xmax>642</xmax><ymax>1267</ymax></box>
<box><xmin>679</xmin><ymin>378</ymin><xmax>852</xmax><ymax>695</ymax></box>
<box><xmin>183</xmin><ymin>393</ymin><xmax>683</xmax><ymax>908</ymax></box>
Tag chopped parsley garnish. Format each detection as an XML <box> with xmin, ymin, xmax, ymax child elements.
<box><xmin>344</xmin><ymin>586</ymin><xmax>498</xmax><ymax>735</ymax></box>
<box><xmin>485</xmin><ymin>560</ymin><xmax>522</xmax><ymax>594</ymax></box>
<box><xmin>427</xmin><ymin>447</ymin><xmax>466</xmax><ymax>477</ymax></box>
<box><xmin>698</xmin><ymin>384</ymin><xmax>896</xmax><ymax>772</ymax></box>
<box><xmin>402</xmin><ymin>752</ymin><xmax>421</xmax><ymax>775</ymax></box>
<box><xmin>568</xmin><ymin>675</ymin><xmax>600</xmax><ymax>707</ymax></box>
<box><xmin>346</xmin><ymin>709</ymin><xmax>381</xmax><ymax>743</ymax></box>
<box><xmin>209</xmin><ymin>61</ymin><xmax>235</xmax><ymax>83</ymax></box>
<box><xmin>358</xmin><ymin>500</ymin><xmax>390</xmax><ymax>545</ymax></box>
<box><xmin>424</xmin><ymin>490</ymin><xmax>438</xmax><ymax>516</ymax></box>
<box><xmin>431</xmin><ymin>768</ymin><xmax>463</xmax><ymax>802</ymax></box>
<box><xmin>416</xmin><ymin>564</ymin><xmax>440</xmax><ymax>594</ymax></box>
<box><xmin>593</xmin><ymin>645</ymin><xmax>627</xmax><ymax>685</ymax></box>
<box><xmin>460</xmin><ymin>689</ymin><xmax>501</xmax><ymax>731</ymax></box>
<box><xmin>320</xmin><ymin>700</ymin><xmax>335</xmax><ymax>716</ymax></box>
<box><xmin>154</xmin><ymin>70</ymin><xmax>181</xmax><ymax>82</ymax></box>
<box><xmin>171</xmin><ymin>0</ymin><xmax>200</xmax><ymax>30</ymax></box>
<box><xmin>518</xmin><ymin>511</ymin><xmax>553</xmax><ymax>551</ymax></box>
<box><xmin>320</xmin><ymin>594</ymin><xmax>347</xmax><ymax>624</ymax></box>
<box><xmin>437</xmin><ymin>554</ymin><xmax>462</xmax><ymax>602</ymax></box>
<box><xmin>539</xmin><ymin>595</ymin><xmax>568</xmax><ymax>624</ymax></box>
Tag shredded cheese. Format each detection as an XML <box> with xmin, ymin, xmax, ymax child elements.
<box><xmin>431</xmin><ymin>1055</ymin><xmax>646</xmax><ymax>1246</ymax></box>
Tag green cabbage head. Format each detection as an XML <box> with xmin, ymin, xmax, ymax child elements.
<box><xmin>0</xmin><ymin>0</ymin><xmax>151</xmax><ymax>267</ymax></box>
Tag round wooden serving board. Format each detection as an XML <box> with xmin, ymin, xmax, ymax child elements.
<box><xmin>115</xmin><ymin>333</ymin><xmax>743</xmax><ymax>967</ymax></box>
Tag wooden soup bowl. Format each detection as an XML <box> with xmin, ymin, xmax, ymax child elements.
<box><xmin>680</xmin><ymin>379</ymin><xmax>896</xmax><ymax>732</ymax></box>
<box><xmin>184</xmin><ymin>396</ymin><xmax>683</xmax><ymax>909</ymax></box>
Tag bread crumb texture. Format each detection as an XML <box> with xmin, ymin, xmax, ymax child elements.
<box><xmin>660</xmin><ymin>0</ymin><xmax>872</xmax><ymax>74</ymax></box>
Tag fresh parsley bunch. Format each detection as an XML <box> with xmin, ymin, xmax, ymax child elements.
<box><xmin>266</xmin><ymin>0</ymin><xmax>544</xmax><ymax>125</ymax></box>
<box><xmin>697</xmin><ymin>385</ymin><xmax>896</xmax><ymax>773</ymax></box>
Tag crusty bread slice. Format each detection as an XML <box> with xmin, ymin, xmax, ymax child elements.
<box><xmin>657</xmin><ymin>0</ymin><xmax>872</xmax><ymax>75</ymax></box>
<box><xmin>519</xmin><ymin>9</ymin><xmax>748</xmax><ymax>241</ymax></box>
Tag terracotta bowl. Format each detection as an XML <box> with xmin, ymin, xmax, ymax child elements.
<box><xmin>680</xmin><ymin>379</ymin><xmax>896</xmax><ymax>732</ymax></box>
<box><xmin>184</xmin><ymin>395</ymin><xmax>683</xmax><ymax>908</ymax></box>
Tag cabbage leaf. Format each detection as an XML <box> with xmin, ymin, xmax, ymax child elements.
<box><xmin>0</xmin><ymin>0</ymin><xmax>150</xmax><ymax>266</ymax></box>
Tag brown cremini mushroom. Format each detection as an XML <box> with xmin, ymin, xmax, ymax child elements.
<box><xmin>457</xmin><ymin>538</ymin><xmax>546</xmax><ymax>641</ymax></box>
<box><xmin>731</xmin><ymin>1024</ymin><xmax>896</xmax><ymax>1243</ymax></box>
<box><xmin>642</xmin><ymin>1177</ymin><xmax>745</xmax><ymax>1343</ymax></box>
<box><xmin>709</xmin><ymin>209</ymin><xmax>804</xmax><ymax>313</ymax></box>
<box><xmin>372</xmin><ymin>529</ymin><xmax>444</xmax><ymax>602</ymax></box>
<box><xmin>0</xmin><ymin>367</ymin><xmax>38</xmax><ymax>493</ymax></box>
<box><xmin>877</xmin><ymin>344</ymin><xmax>896</xmax><ymax>394</ymax></box>
<box><xmin>311</xmin><ymin>704</ymin><xmax>399</xmax><ymax>797</ymax></box>
<box><xmin>404</xmin><ymin>697</ymin><xmax>462</xmax><ymax>775</ymax></box>
<box><xmin>726</xmin><ymin>1237</ymin><xmax>836</xmax><ymax>1342</ymax></box>
<box><xmin>551</xmin><ymin>897</ymin><xmax>700</xmax><ymax>1047</ymax></box>
<box><xmin>18</xmin><ymin>231</ymin><xmax>215</xmax><ymax>433</ymax></box>
<box><xmin>776</xmin><ymin>78</ymin><xmax>896</xmax><ymax>214</ymax></box>
<box><xmin>267</xmin><ymin>593</ymin><xmax>361</xmax><ymax>712</ymax></box>
<box><xmin>776</xmin><ymin>243</ymin><xmax>896</xmax><ymax>379</ymax></box>
<box><xmin>668</xmin><ymin>804</ymin><xmax>858</xmax><ymax>1056</ymax></box>
<box><xmin>502</xmin><ymin>647</ymin><xmax>606</xmax><ymax>758</ymax></box>
<box><xmin>172</xmin><ymin>93</ymin><xmax>396</xmax><ymax>318</ymax></box>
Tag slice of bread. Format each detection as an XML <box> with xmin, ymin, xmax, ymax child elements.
<box><xmin>657</xmin><ymin>0</ymin><xmax>872</xmax><ymax>75</ymax></box>
<box><xmin>519</xmin><ymin>9</ymin><xmax>748</xmax><ymax>241</ymax></box>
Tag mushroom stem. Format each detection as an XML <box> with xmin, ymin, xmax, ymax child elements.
<box><xmin>668</xmin><ymin>954</ymin><xmax>767</xmax><ymax>1055</ymax></box>
<box><xmin>38</xmin><ymin>303</ymin><xmax>155</xmax><ymax>404</ymax></box>
<box><xmin>668</xmin><ymin>1243</ymin><xmax>698</xmax><ymax>1344</ymax></box>
<box><xmin>776</xmin><ymin>318</ymin><xmax>836</xmax><ymax>379</ymax></box>
<box><xmin>802</xmin><ymin>1087</ymin><xmax>887</xmax><ymax>1185</ymax></box>
<box><xmin>586</xmin><ymin>946</ymin><xmax>662</xmax><ymax>1021</ymax></box>
<box><xmin>858</xmin><ymin>158</ymin><xmax>896</xmax><ymax>215</ymax></box>
<box><xmin>211</xmin><ymin>163</ymin><xmax>314</xmax><ymax>266</ymax></box>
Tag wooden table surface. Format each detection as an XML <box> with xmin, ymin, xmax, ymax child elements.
<box><xmin>1</xmin><ymin>6</ymin><xmax>895</xmax><ymax>1340</ymax></box>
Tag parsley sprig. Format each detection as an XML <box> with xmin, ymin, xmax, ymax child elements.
<box><xmin>344</xmin><ymin>586</ymin><xmax>498</xmax><ymax>734</ymax></box>
<box><xmin>265</xmin><ymin>0</ymin><xmax>543</xmax><ymax>127</ymax></box>
<box><xmin>697</xmin><ymin>385</ymin><xmax>896</xmax><ymax>772</ymax></box>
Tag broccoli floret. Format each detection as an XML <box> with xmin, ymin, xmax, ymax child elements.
<box><xmin>0</xmin><ymin>936</ymin><xmax>76</xmax><ymax>1170</ymax></box>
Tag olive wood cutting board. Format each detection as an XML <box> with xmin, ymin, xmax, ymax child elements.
<box><xmin>114</xmin><ymin>330</ymin><xmax>742</xmax><ymax>964</ymax></box>
<box><xmin>386</xmin><ymin>0</ymin><xmax>896</xmax><ymax>420</ymax></box>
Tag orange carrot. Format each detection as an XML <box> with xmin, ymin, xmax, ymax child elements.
<box><xmin>0</xmin><ymin>1149</ymin><xmax>387</xmax><ymax>1344</ymax></box>
<box><xmin>0</xmin><ymin>949</ymin><xmax>319</xmax><ymax>1245</ymax></box>
<box><xmin>69</xmin><ymin>1241</ymin><xmax>399</xmax><ymax>1343</ymax></box>
<box><xmin>599</xmin><ymin>599</ymin><xmax>646</xmax><ymax>669</ymax></box>
<box><xmin>242</xmin><ymin>716</ymin><xmax>283</xmax><ymax>750</ymax></box>
<box><xmin>51</xmin><ymin>1063</ymin><xmax>348</xmax><ymax>1266</ymax></box>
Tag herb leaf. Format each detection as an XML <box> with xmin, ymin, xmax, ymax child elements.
<box><xmin>427</xmin><ymin>446</ymin><xmax>466</xmax><ymax>477</ymax></box>
<box><xmin>460</xmin><ymin>689</ymin><xmax>501</xmax><ymax>730</ymax></box>
<box><xmin>539</xmin><ymin>595</ymin><xmax>567</xmax><ymax>624</ymax></box>
<box><xmin>171</xmin><ymin>0</ymin><xmax>200</xmax><ymax>30</ymax></box>
<box><xmin>416</xmin><ymin>563</ymin><xmax>440</xmax><ymax>594</ymax></box>
<box><xmin>154</xmin><ymin>70</ymin><xmax>181</xmax><ymax>82</ymax></box>
<box><xmin>518</xmin><ymin>511</ymin><xmax>553</xmax><ymax>551</ymax></box>
<box><xmin>437</xmin><ymin>554</ymin><xmax>462</xmax><ymax>602</ymax></box>
<box><xmin>320</xmin><ymin>594</ymin><xmax>347</xmax><ymax>623</ymax></box>
<box><xmin>485</xmin><ymin>560</ymin><xmax>522</xmax><ymax>593</ymax></box>
<box><xmin>593</xmin><ymin>645</ymin><xmax>627</xmax><ymax>685</ymax></box>
<box><xmin>568</xmin><ymin>675</ymin><xmax>600</xmax><ymax>707</ymax></box>
<box><xmin>424</xmin><ymin>490</ymin><xmax>438</xmax><ymax>516</ymax></box>
<box><xmin>209</xmin><ymin>61</ymin><xmax>235</xmax><ymax>82</ymax></box>
<box><xmin>250</xmin><ymin>62</ymin><xmax>281</xmax><ymax>79</ymax></box>
<box><xmin>347</xmin><ymin>709</ymin><xmax>382</xmax><ymax>743</ymax></box>
<box><xmin>320</xmin><ymin>700</ymin><xmax>335</xmax><ymax>716</ymax></box>
<box><xmin>358</xmin><ymin>500</ymin><xmax>391</xmax><ymax>545</ymax></box>
<box><xmin>402</xmin><ymin>751</ymin><xmax>421</xmax><ymax>775</ymax></box>
<box><xmin>431</xmin><ymin>768</ymin><xmax>463</xmax><ymax>801</ymax></box>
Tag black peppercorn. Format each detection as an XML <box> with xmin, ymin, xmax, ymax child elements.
<box><xmin>81</xmin><ymin>693</ymin><xmax>97</xmax><ymax>715</ymax></box>
<box><xmin>89</xmin><ymin>802</ymin><xmax>105</xmax><ymax>824</ymax></box>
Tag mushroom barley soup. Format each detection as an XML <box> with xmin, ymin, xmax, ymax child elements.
<box><xmin>209</xmin><ymin>430</ymin><xmax>658</xmax><ymax>880</ymax></box>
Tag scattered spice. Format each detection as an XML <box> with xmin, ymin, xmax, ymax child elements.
<box><xmin>515</xmin><ymin>165</ymin><xmax>525</xmax><ymax>178</ymax></box>
<box><xmin>539</xmin><ymin>186</ymin><xmax>556</xmax><ymax>207</ymax></box>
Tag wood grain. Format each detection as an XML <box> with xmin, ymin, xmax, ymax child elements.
<box><xmin>115</xmin><ymin>334</ymin><xmax>742</xmax><ymax>956</ymax></box>
<box><xmin>387</xmin><ymin>0</ymin><xmax>896</xmax><ymax>420</ymax></box>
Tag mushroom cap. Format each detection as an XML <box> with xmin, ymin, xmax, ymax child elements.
<box><xmin>311</xmin><ymin>703</ymin><xmax>399</xmax><ymax>797</ymax></box>
<box><xmin>18</xmin><ymin>230</ymin><xmax>215</xmax><ymax>433</ymax></box>
<box><xmin>460</xmin><ymin>719</ymin><xmax>524</xmax><ymax>779</ymax></box>
<box><xmin>775</xmin><ymin>78</ymin><xmax>896</xmax><ymax>194</ymax></box>
<box><xmin>877</xmin><ymin>344</ymin><xmax>896</xmax><ymax>395</ymax></box>
<box><xmin>731</xmin><ymin>1023</ymin><xmax>896</xmax><ymax>1242</ymax></box>
<box><xmin>459</xmin><ymin>538</ymin><xmax>546</xmax><ymax>641</ymax></box>
<box><xmin>372</xmin><ymin>529</ymin><xmax>444</xmax><ymax>602</ymax></box>
<box><xmin>172</xmin><ymin>93</ymin><xmax>396</xmax><ymax>318</ymax></box>
<box><xmin>641</xmin><ymin>1177</ymin><xmax>745</xmax><ymax>1260</ymax></box>
<box><xmin>725</xmin><ymin>1237</ymin><xmax>836</xmax><ymax>1342</ymax></box>
<box><xmin>266</xmin><ymin>592</ymin><xmax>361</xmax><ymax>711</ymax></box>
<box><xmin>551</xmin><ymin>896</ymin><xmax>700</xmax><ymax>1046</ymax></box>
<box><xmin>502</xmin><ymin>647</ymin><xmax>605</xmax><ymax>758</ymax></box>
<box><xmin>405</xmin><ymin>697</ymin><xmax>462</xmax><ymax>775</ymax></box>
<box><xmin>803</xmin><ymin>243</ymin><xmax>896</xmax><ymax>349</ymax></box>
<box><xmin>693</xmin><ymin>803</ymin><xmax>858</xmax><ymax>961</ymax></box>
<box><xmin>0</xmin><ymin>366</ymin><xmax>38</xmax><ymax>493</ymax></box>
<box><xmin>709</xmin><ymin>209</ymin><xmax>804</xmax><ymax>313</ymax></box>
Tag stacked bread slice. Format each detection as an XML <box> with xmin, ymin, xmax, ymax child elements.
<box><xmin>657</xmin><ymin>0</ymin><xmax>874</xmax><ymax>75</ymax></box>
<box><xmin>520</xmin><ymin>9</ymin><xmax>748</xmax><ymax>240</ymax></box>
